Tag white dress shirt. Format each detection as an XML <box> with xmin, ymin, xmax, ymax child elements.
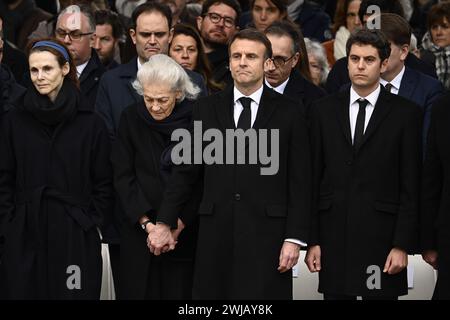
<box><xmin>233</xmin><ymin>84</ymin><xmax>307</xmax><ymax>248</ymax></box>
<box><xmin>264</xmin><ymin>77</ymin><xmax>290</xmax><ymax>94</ymax></box>
<box><xmin>349</xmin><ymin>85</ymin><xmax>381</xmax><ymax>143</ymax></box>
<box><xmin>380</xmin><ymin>65</ymin><xmax>405</xmax><ymax>95</ymax></box>
<box><xmin>233</xmin><ymin>85</ymin><xmax>263</xmax><ymax>128</ymax></box>
<box><xmin>76</xmin><ymin>60</ymin><xmax>89</xmax><ymax>79</ymax></box>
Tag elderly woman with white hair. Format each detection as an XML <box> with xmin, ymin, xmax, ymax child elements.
<box><xmin>111</xmin><ymin>54</ymin><xmax>201</xmax><ymax>300</ymax></box>
<box><xmin>304</xmin><ymin>38</ymin><xmax>330</xmax><ymax>88</ymax></box>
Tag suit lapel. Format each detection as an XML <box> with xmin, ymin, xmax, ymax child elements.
<box><xmin>253</xmin><ymin>86</ymin><xmax>277</xmax><ymax>130</ymax></box>
<box><xmin>335</xmin><ymin>89</ymin><xmax>352</xmax><ymax>146</ymax></box>
<box><xmin>214</xmin><ymin>85</ymin><xmax>235</xmax><ymax>130</ymax></box>
<box><xmin>358</xmin><ymin>88</ymin><xmax>393</xmax><ymax>151</ymax></box>
<box><xmin>398</xmin><ymin>67</ymin><xmax>415</xmax><ymax>98</ymax></box>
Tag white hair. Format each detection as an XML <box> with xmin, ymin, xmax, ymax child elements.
<box><xmin>132</xmin><ymin>54</ymin><xmax>200</xmax><ymax>102</ymax></box>
<box><xmin>304</xmin><ymin>38</ymin><xmax>330</xmax><ymax>85</ymax></box>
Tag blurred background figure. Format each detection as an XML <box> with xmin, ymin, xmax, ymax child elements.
<box><xmin>94</xmin><ymin>9</ymin><xmax>125</xmax><ymax>69</ymax></box>
<box><xmin>248</xmin><ymin>0</ymin><xmax>288</xmax><ymax>31</ymax></box>
<box><xmin>0</xmin><ymin>0</ymin><xmax>52</xmax><ymax>50</ymax></box>
<box><xmin>305</xmin><ymin>37</ymin><xmax>329</xmax><ymax>88</ymax></box>
<box><xmin>169</xmin><ymin>23</ymin><xmax>223</xmax><ymax>93</ymax></box>
<box><xmin>332</xmin><ymin>0</ymin><xmax>361</xmax><ymax>60</ymax></box>
<box><xmin>420</xmin><ymin>2</ymin><xmax>450</xmax><ymax>90</ymax></box>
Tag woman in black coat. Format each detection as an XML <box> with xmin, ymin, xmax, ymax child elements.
<box><xmin>111</xmin><ymin>54</ymin><xmax>201</xmax><ymax>300</ymax></box>
<box><xmin>0</xmin><ymin>39</ymin><xmax>113</xmax><ymax>299</ymax></box>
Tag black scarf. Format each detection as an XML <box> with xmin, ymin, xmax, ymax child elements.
<box><xmin>137</xmin><ymin>98</ymin><xmax>193</xmax><ymax>182</ymax></box>
<box><xmin>22</xmin><ymin>78</ymin><xmax>79</xmax><ymax>126</ymax></box>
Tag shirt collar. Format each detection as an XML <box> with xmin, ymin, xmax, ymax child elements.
<box><xmin>380</xmin><ymin>65</ymin><xmax>405</xmax><ymax>90</ymax></box>
<box><xmin>76</xmin><ymin>60</ymin><xmax>89</xmax><ymax>78</ymax></box>
<box><xmin>264</xmin><ymin>77</ymin><xmax>290</xmax><ymax>94</ymax></box>
<box><xmin>233</xmin><ymin>84</ymin><xmax>264</xmax><ymax>105</ymax></box>
<box><xmin>137</xmin><ymin>57</ymin><xmax>143</xmax><ymax>71</ymax></box>
<box><xmin>350</xmin><ymin>84</ymin><xmax>381</xmax><ymax>107</ymax></box>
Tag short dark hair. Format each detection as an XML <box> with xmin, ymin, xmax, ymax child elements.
<box><xmin>95</xmin><ymin>9</ymin><xmax>125</xmax><ymax>40</ymax></box>
<box><xmin>358</xmin><ymin>0</ymin><xmax>405</xmax><ymax>24</ymax></box>
<box><xmin>201</xmin><ymin>0</ymin><xmax>242</xmax><ymax>25</ymax></box>
<box><xmin>377</xmin><ymin>13</ymin><xmax>411</xmax><ymax>46</ymax></box>
<box><xmin>346</xmin><ymin>28</ymin><xmax>391</xmax><ymax>62</ymax></box>
<box><xmin>131</xmin><ymin>2</ymin><xmax>172</xmax><ymax>31</ymax></box>
<box><xmin>427</xmin><ymin>2</ymin><xmax>450</xmax><ymax>31</ymax></box>
<box><xmin>264</xmin><ymin>20</ymin><xmax>312</xmax><ymax>81</ymax></box>
<box><xmin>228</xmin><ymin>28</ymin><xmax>272</xmax><ymax>59</ymax></box>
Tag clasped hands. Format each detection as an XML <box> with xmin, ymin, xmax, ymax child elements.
<box><xmin>145</xmin><ymin>219</ymin><xmax>185</xmax><ymax>256</ymax></box>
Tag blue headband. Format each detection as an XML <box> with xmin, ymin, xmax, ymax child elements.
<box><xmin>32</xmin><ymin>41</ymin><xmax>70</xmax><ymax>62</ymax></box>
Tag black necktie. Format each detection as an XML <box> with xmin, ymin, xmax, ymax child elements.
<box><xmin>384</xmin><ymin>83</ymin><xmax>393</xmax><ymax>93</ymax></box>
<box><xmin>354</xmin><ymin>99</ymin><xmax>368</xmax><ymax>149</ymax></box>
<box><xmin>237</xmin><ymin>97</ymin><xmax>252</xmax><ymax>130</ymax></box>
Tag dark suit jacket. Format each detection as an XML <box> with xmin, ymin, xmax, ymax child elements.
<box><xmin>95</xmin><ymin>57</ymin><xmax>208</xmax><ymax>140</ymax></box>
<box><xmin>420</xmin><ymin>93</ymin><xmax>450</xmax><ymax>299</ymax></box>
<box><xmin>310</xmin><ymin>87</ymin><xmax>422</xmax><ymax>297</ymax></box>
<box><xmin>79</xmin><ymin>50</ymin><xmax>106</xmax><ymax>111</ymax></box>
<box><xmin>398</xmin><ymin>67</ymin><xmax>444</xmax><ymax>150</ymax></box>
<box><xmin>283</xmin><ymin>69</ymin><xmax>326</xmax><ymax>118</ymax></box>
<box><xmin>158</xmin><ymin>85</ymin><xmax>312</xmax><ymax>299</ymax></box>
<box><xmin>326</xmin><ymin>54</ymin><xmax>439</xmax><ymax>94</ymax></box>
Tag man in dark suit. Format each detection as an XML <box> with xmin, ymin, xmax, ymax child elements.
<box><xmin>96</xmin><ymin>2</ymin><xmax>207</xmax><ymax>140</ymax></box>
<box><xmin>306</xmin><ymin>29</ymin><xmax>422</xmax><ymax>299</ymax></box>
<box><xmin>149</xmin><ymin>29</ymin><xmax>312</xmax><ymax>299</ymax></box>
<box><xmin>420</xmin><ymin>92</ymin><xmax>450</xmax><ymax>300</ymax></box>
<box><xmin>55</xmin><ymin>4</ymin><xmax>106</xmax><ymax>110</ymax></box>
<box><xmin>375</xmin><ymin>14</ymin><xmax>443</xmax><ymax>151</ymax></box>
<box><xmin>264</xmin><ymin>20</ymin><xmax>326</xmax><ymax>117</ymax></box>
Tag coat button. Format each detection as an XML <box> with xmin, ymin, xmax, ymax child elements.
<box><xmin>234</xmin><ymin>193</ymin><xmax>241</xmax><ymax>201</ymax></box>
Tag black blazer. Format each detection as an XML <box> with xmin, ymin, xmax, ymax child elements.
<box><xmin>79</xmin><ymin>50</ymin><xmax>106</xmax><ymax>110</ymax></box>
<box><xmin>310</xmin><ymin>87</ymin><xmax>422</xmax><ymax>297</ymax></box>
<box><xmin>283</xmin><ymin>69</ymin><xmax>326</xmax><ymax>118</ymax></box>
<box><xmin>158</xmin><ymin>85</ymin><xmax>312</xmax><ymax>299</ymax></box>
<box><xmin>420</xmin><ymin>93</ymin><xmax>450</xmax><ymax>299</ymax></box>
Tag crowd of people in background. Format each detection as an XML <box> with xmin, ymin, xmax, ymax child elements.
<box><xmin>0</xmin><ymin>0</ymin><xmax>449</xmax><ymax>300</ymax></box>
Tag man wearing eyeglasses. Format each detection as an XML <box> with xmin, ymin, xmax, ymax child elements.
<box><xmin>264</xmin><ymin>20</ymin><xmax>325</xmax><ymax>118</ymax></box>
<box><xmin>55</xmin><ymin>4</ymin><xmax>106</xmax><ymax>110</ymax></box>
<box><xmin>196</xmin><ymin>0</ymin><xmax>241</xmax><ymax>86</ymax></box>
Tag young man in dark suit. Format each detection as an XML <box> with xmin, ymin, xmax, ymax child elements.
<box><xmin>420</xmin><ymin>92</ymin><xmax>450</xmax><ymax>300</ymax></box>
<box><xmin>149</xmin><ymin>29</ymin><xmax>312</xmax><ymax>299</ymax></box>
<box><xmin>306</xmin><ymin>29</ymin><xmax>422</xmax><ymax>300</ymax></box>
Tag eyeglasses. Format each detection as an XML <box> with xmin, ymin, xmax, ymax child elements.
<box><xmin>271</xmin><ymin>54</ymin><xmax>296</xmax><ymax>68</ymax></box>
<box><xmin>204</xmin><ymin>12</ymin><xmax>236</xmax><ymax>28</ymax></box>
<box><xmin>55</xmin><ymin>29</ymin><xmax>93</xmax><ymax>41</ymax></box>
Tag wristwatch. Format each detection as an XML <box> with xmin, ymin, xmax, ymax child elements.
<box><xmin>141</xmin><ymin>219</ymin><xmax>152</xmax><ymax>230</ymax></box>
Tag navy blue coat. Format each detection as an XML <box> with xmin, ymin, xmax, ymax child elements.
<box><xmin>79</xmin><ymin>50</ymin><xmax>106</xmax><ymax>111</ymax></box>
<box><xmin>398</xmin><ymin>67</ymin><xmax>444</xmax><ymax>150</ymax></box>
